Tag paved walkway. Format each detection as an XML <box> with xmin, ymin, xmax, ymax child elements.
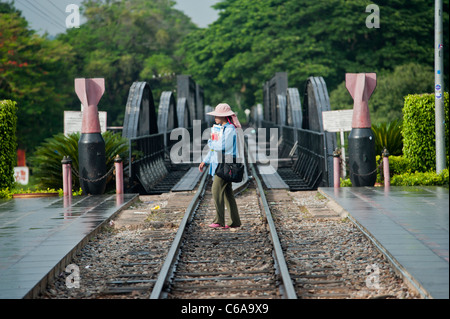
<box><xmin>0</xmin><ymin>194</ymin><xmax>137</xmax><ymax>299</ymax></box>
<box><xmin>319</xmin><ymin>186</ymin><xmax>449</xmax><ymax>299</ymax></box>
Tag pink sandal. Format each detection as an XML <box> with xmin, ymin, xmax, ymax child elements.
<box><xmin>208</xmin><ymin>223</ymin><xmax>222</xmax><ymax>228</ymax></box>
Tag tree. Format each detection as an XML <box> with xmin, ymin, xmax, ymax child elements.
<box><xmin>180</xmin><ymin>0</ymin><xmax>448</xmax><ymax>111</ymax></box>
<box><xmin>0</xmin><ymin>3</ymin><xmax>75</xmax><ymax>151</ymax></box>
<box><xmin>58</xmin><ymin>0</ymin><xmax>197</xmax><ymax>127</ymax></box>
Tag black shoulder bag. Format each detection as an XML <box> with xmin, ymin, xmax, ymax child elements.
<box><xmin>215</xmin><ymin>126</ymin><xmax>244</xmax><ymax>183</ymax></box>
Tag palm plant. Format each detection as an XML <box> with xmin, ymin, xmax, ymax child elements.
<box><xmin>30</xmin><ymin>131</ymin><xmax>129</xmax><ymax>191</ymax></box>
<box><xmin>371</xmin><ymin>120</ymin><xmax>403</xmax><ymax>156</ymax></box>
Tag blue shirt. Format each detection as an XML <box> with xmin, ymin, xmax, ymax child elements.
<box><xmin>203</xmin><ymin>123</ymin><xmax>237</xmax><ymax>176</ymax></box>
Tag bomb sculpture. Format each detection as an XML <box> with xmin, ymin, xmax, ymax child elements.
<box><xmin>75</xmin><ymin>78</ymin><xmax>107</xmax><ymax>195</ymax></box>
<box><xmin>346</xmin><ymin>73</ymin><xmax>377</xmax><ymax>187</ymax></box>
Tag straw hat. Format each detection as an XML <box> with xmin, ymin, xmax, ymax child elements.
<box><xmin>206</xmin><ymin>103</ymin><xmax>236</xmax><ymax>117</ymax></box>
<box><xmin>206</xmin><ymin>103</ymin><xmax>242</xmax><ymax>128</ymax></box>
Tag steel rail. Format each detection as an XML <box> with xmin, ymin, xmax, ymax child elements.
<box><xmin>150</xmin><ymin>140</ymin><xmax>297</xmax><ymax>299</ymax></box>
<box><xmin>149</xmin><ymin>169</ymin><xmax>208</xmax><ymax>299</ymax></box>
<box><xmin>247</xmin><ymin>155</ymin><xmax>298</xmax><ymax>299</ymax></box>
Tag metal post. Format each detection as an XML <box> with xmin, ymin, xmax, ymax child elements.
<box><xmin>61</xmin><ymin>156</ymin><xmax>72</xmax><ymax>196</ymax></box>
<box><xmin>333</xmin><ymin>149</ymin><xmax>341</xmax><ymax>188</ymax></box>
<box><xmin>382</xmin><ymin>149</ymin><xmax>390</xmax><ymax>187</ymax></box>
<box><xmin>340</xmin><ymin>129</ymin><xmax>347</xmax><ymax>178</ymax></box>
<box><xmin>114</xmin><ymin>155</ymin><xmax>124</xmax><ymax>194</ymax></box>
<box><xmin>435</xmin><ymin>0</ymin><xmax>446</xmax><ymax>173</ymax></box>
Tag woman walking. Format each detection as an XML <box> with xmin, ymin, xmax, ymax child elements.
<box><xmin>199</xmin><ymin>103</ymin><xmax>241</xmax><ymax>229</ymax></box>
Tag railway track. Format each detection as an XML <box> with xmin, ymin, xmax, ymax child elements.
<box><xmin>157</xmin><ymin>179</ymin><xmax>284</xmax><ymax>299</ymax></box>
<box><xmin>108</xmin><ymin>163</ymin><xmax>417</xmax><ymax>299</ymax></box>
<box><xmin>268</xmin><ymin>189</ymin><xmax>420</xmax><ymax>299</ymax></box>
<box><xmin>40</xmin><ymin>150</ymin><xmax>419</xmax><ymax>300</ymax></box>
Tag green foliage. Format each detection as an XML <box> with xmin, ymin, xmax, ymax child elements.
<box><xmin>402</xmin><ymin>93</ymin><xmax>449</xmax><ymax>172</ymax></box>
<box><xmin>391</xmin><ymin>169</ymin><xmax>449</xmax><ymax>187</ymax></box>
<box><xmin>371</xmin><ymin>120</ymin><xmax>403</xmax><ymax>156</ymax></box>
<box><xmin>0</xmin><ymin>100</ymin><xmax>17</xmax><ymax>189</ymax></box>
<box><xmin>29</xmin><ymin>131</ymin><xmax>129</xmax><ymax>191</ymax></box>
<box><xmin>0</xmin><ymin>7</ymin><xmax>76</xmax><ymax>151</ymax></box>
<box><xmin>2</xmin><ymin>0</ymin><xmax>449</xmax><ymax>155</ymax></box>
<box><xmin>181</xmin><ymin>0</ymin><xmax>448</xmax><ymax>110</ymax></box>
<box><xmin>0</xmin><ymin>188</ymin><xmax>12</xmax><ymax>199</ymax></box>
<box><xmin>0</xmin><ymin>186</ymin><xmax>83</xmax><ymax>199</ymax></box>
<box><xmin>340</xmin><ymin>178</ymin><xmax>353</xmax><ymax>187</ymax></box>
<box><xmin>382</xmin><ymin>155</ymin><xmax>410</xmax><ymax>176</ymax></box>
<box><xmin>58</xmin><ymin>0</ymin><xmax>197</xmax><ymax>126</ymax></box>
<box><xmin>341</xmin><ymin>167</ymin><xmax>449</xmax><ymax>187</ymax></box>
<box><xmin>374</xmin><ymin>154</ymin><xmax>409</xmax><ymax>183</ymax></box>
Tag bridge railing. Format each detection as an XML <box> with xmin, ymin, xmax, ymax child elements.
<box><xmin>261</xmin><ymin>119</ymin><xmax>329</xmax><ymax>189</ymax></box>
<box><xmin>293</xmin><ymin>128</ymin><xmax>328</xmax><ymax>189</ymax></box>
<box><xmin>128</xmin><ymin>133</ymin><xmax>168</xmax><ymax>193</ymax></box>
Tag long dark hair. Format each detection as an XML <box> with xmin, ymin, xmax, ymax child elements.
<box><xmin>226</xmin><ymin>116</ymin><xmax>236</xmax><ymax>127</ymax></box>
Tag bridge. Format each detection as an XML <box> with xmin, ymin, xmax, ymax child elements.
<box><xmin>120</xmin><ymin>72</ymin><xmax>335</xmax><ymax>195</ymax></box>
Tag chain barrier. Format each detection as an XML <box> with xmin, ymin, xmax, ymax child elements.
<box><xmin>334</xmin><ymin>148</ymin><xmax>384</xmax><ymax>178</ymax></box>
<box><xmin>71</xmin><ymin>164</ymin><xmax>116</xmax><ymax>183</ymax></box>
<box><xmin>348</xmin><ymin>160</ymin><xmax>384</xmax><ymax>177</ymax></box>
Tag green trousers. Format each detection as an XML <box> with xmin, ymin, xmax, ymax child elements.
<box><xmin>211</xmin><ymin>175</ymin><xmax>241</xmax><ymax>227</ymax></box>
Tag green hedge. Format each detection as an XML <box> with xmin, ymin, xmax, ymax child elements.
<box><xmin>0</xmin><ymin>100</ymin><xmax>18</xmax><ymax>189</ymax></box>
<box><xmin>376</xmin><ymin>155</ymin><xmax>410</xmax><ymax>176</ymax></box>
<box><xmin>341</xmin><ymin>168</ymin><xmax>449</xmax><ymax>187</ymax></box>
<box><xmin>391</xmin><ymin>169</ymin><xmax>449</xmax><ymax>186</ymax></box>
<box><xmin>402</xmin><ymin>93</ymin><xmax>449</xmax><ymax>172</ymax></box>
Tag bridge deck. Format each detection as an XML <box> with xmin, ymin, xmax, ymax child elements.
<box><xmin>319</xmin><ymin>186</ymin><xmax>449</xmax><ymax>299</ymax></box>
<box><xmin>258</xmin><ymin>165</ymin><xmax>289</xmax><ymax>189</ymax></box>
<box><xmin>171</xmin><ymin>167</ymin><xmax>203</xmax><ymax>192</ymax></box>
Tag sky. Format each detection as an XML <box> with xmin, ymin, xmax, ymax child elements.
<box><xmin>1</xmin><ymin>0</ymin><xmax>220</xmax><ymax>36</ymax></box>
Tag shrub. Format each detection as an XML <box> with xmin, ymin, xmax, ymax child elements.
<box><xmin>341</xmin><ymin>168</ymin><xmax>449</xmax><ymax>187</ymax></box>
<box><xmin>0</xmin><ymin>100</ymin><xmax>18</xmax><ymax>189</ymax></box>
<box><xmin>0</xmin><ymin>188</ymin><xmax>12</xmax><ymax>199</ymax></box>
<box><xmin>340</xmin><ymin>178</ymin><xmax>352</xmax><ymax>187</ymax></box>
<box><xmin>391</xmin><ymin>169</ymin><xmax>449</xmax><ymax>186</ymax></box>
<box><xmin>371</xmin><ymin>120</ymin><xmax>403</xmax><ymax>156</ymax></box>
<box><xmin>29</xmin><ymin>131</ymin><xmax>129</xmax><ymax>191</ymax></box>
<box><xmin>402</xmin><ymin>93</ymin><xmax>449</xmax><ymax>172</ymax></box>
<box><xmin>376</xmin><ymin>155</ymin><xmax>410</xmax><ymax>177</ymax></box>
<box><xmin>387</xmin><ymin>155</ymin><xmax>411</xmax><ymax>175</ymax></box>
<box><xmin>0</xmin><ymin>187</ymin><xmax>84</xmax><ymax>199</ymax></box>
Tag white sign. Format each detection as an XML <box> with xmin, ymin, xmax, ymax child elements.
<box><xmin>64</xmin><ymin>111</ymin><xmax>107</xmax><ymax>135</ymax></box>
<box><xmin>322</xmin><ymin>109</ymin><xmax>353</xmax><ymax>132</ymax></box>
<box><xmin>14</xmin><ymin>166</ymin><xmax>29</xmax><ymax>185</ymax></box>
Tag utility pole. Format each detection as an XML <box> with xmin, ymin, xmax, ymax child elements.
<box><xmin>435</xmin><ymin>0</ymin><xmax>446</xmax><ymax>173</ymax></box>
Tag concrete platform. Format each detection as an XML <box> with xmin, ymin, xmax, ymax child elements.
<box><xmin>0</xmin><ymin>193</ymin><xmax>138</xmax><ymax>299</ymax></box>
<box><xmin>319</xmin><ymin>186</ymin><xmax>449</xmax><ymax>299</ymax></box>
